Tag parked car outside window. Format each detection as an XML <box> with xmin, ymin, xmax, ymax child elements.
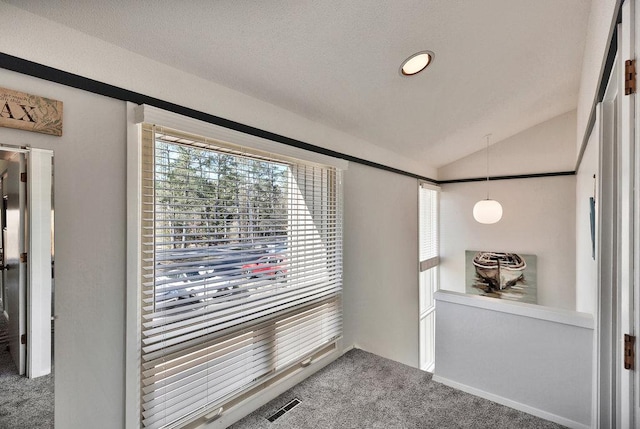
<box><xmin>242</xmin><ymin>255</ymin><xmax>286</xmax><ymax>279</ymax></box>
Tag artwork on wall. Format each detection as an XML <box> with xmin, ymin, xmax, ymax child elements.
<box><xmin>0</xmin><ymin>86</ymin><xmax>63</xmax><ymax>136</ymax></box>
<box><xmin>465</xmin><ymin>250</ymin><xmax>537</xmax><ymax>304</ymax></box>
<box><xmin>590</xmin><ymin>174</ymin><xmax>596</xmax><ymax>260</ymax></box>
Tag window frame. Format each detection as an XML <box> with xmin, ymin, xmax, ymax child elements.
<box><xmin>126</xmin><ymin>103</ymin><xmax>347</xmax><ymax>429</ymax></box>
<box><xmin>418</xmin><ymin>182</ymin><xmax>440</xmax><ymax>372</ymax></box>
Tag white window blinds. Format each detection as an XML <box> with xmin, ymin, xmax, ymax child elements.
<box><xmin>139</xmin><ymin>124</ymin><xmax>343</xmax><ymax>429</ymax></box>
<box><xmin>419</xmin><ymin>183</ymin><xmax>439</xmax><ymax>272</ymax></box>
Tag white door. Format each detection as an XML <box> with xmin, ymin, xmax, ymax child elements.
<box><xmin>5</xmin><ymin>151</ymin><xmax>26</xmax><ymax>375</ymax></box>
<box><xmin>27</xmin><ymin>148</ymin><xmax>53</xmax><ymax>378</ymax></box>
<box><xmin>617</xmin><ymin>0</ymin><xmax>640</xmax><ymax>427</ymax></box>
<box><xmin>630</xmin><ymin>0</ymin><xmax>640</xmax><ymax>425</ymax></box>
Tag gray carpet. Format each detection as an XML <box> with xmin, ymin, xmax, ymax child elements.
<box><xmin>230</xmin><ymin>349</ymin><xmax>564</xmax><ymax>429</ymax></box>
<box><xmin>0</xmin><ymin>315</ymin><xmax>54</xmax><ymax>429</ymax></box>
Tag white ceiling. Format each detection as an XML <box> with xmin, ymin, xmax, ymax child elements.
<box><xmin>6</xmin><ymin>0</ymin><xmax>591</xmax><ymax>168</ymax></box>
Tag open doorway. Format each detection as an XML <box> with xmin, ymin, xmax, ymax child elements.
<box><xmin>0</xmin><ymin>146</ymin><xmax>54</xmax><ymax>428</ymax></box>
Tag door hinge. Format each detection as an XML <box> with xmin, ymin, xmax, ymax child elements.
<box><xmin>625</xmin><ymin>59</ymin><xmax>636</xmax><ymax>95</ymax></box>
<box><xmin>20</xmin><ymin>253</ymin><xmax>27</xmax><ymax>263</ymax></box>
<box><xmin>20</xmin><ymin>333</ymin><xmax>26</xmax><ymax>345</ymax></box>
<box><xmin>20</xmin><ymin>172</ymin><xmax>26</xmax><ymax>183</ymax></box>
<box><xmin>625</xmin><ymin>334</ymin><xmax>636</xmax><ymax>370</ymax></box>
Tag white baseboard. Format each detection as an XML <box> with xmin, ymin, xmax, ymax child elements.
<box><xmin>342</xmin><ymin>343</ymin><xmax>358</xmax><ymax>354</ymax></box>
<box><xmin>421</xmin><ymin>362</ymin><xmax>435</xmax><ymax>373</ymax></box>
<box><xmin>432</xmin><ymin>375</ymin><xmax>590</xmax><ymax>429</ymax></box>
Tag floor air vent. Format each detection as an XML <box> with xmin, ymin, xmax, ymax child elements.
<box><xmin>266</xmin><ymin>398</ymin><xmax>301</xmax><ymax>422</ymax></box>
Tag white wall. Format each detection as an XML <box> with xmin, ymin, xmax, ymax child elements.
<box><xmin>0</xmin><ymin>2</ymin><xmax>435</xmax><ymax>180</ymax></box>
<box><xmin>434</xmin><ymin>291</ymin><xmax>593</xmax><ymax>429</ymax></box>
<box><xmin>575</xmin><ymin>120</ymin><xmax>599</xmax><ymax>314</ymax></box>
<box><xmin>342</xmin><ymin>162</ymin><xmax>419</xmax><ymax>368</ymax></box>
<box><xmin>0</xmin><ymin>68</ymin><xmax>127</xmax><ymax>428</ymax></box>
<box><xmin>439</xmin><ymin>175</ymin><xmax>576</xmax><ymax>310</ymax></box>
<box><xmin>438</xmin><ymin>110</ymin><xmax>577</xmax><ymax>180</ymax></box>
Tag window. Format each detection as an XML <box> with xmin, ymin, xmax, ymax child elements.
<box><xmin>419</xmin><ymin>183</ymin><xmax>439</xmax><ymax>371</ymax></box>
<box><xmin>135</xmin><ymin>118</ymin><xmax>344</xmax><ymax>428</ymax></box>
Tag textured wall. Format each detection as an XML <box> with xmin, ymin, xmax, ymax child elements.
<box><xmin>343</xmin><ymin>163</ymin><xmax>420</xmax><ymax>368</ymax></box>
<box><xmin>438</xmin><ymin>110</ymin><xmax>576</xmax><ymax>180</ymax></box>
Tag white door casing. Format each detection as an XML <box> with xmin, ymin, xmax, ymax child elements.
<box><xmin>597</xmin><ymin>3</ymin><xmax>639</xmax><ymax>426</ymax></box>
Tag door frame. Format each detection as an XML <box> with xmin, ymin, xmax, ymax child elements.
<box><xmin>594</xmin><ymin>0</ymin><xmax>640</xmax><ymax>428</ymax></box>
<box><xmin>594</xmin><ymin>1</ymin><xmax>640</xmax><ymax>426</ymax></box>
<box><xmin>0</xmin><ymin>144</ymin><xmax>53</xmax><ymax>378</ymax></box>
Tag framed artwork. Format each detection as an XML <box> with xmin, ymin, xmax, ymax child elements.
<box><xmin>465</xmin><ymin>250</ymin><xmax>537</xmax><ymax>304</ymax></box>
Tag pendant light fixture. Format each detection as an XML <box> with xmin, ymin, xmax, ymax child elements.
<box><xmin>473</xmin><ymin>134</ymin><xmax>503</xmax><ymax>224</ymax></box>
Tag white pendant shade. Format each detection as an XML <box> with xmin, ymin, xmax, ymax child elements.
<box><xmin>473</xmin><ymin>199</ymin><xmax>503</xmax><ymax>224</ymax></box>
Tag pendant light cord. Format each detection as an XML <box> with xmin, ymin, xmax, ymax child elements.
<box><xmin>485</xmin><ymin>134</ymin><xmax>491</xmax><ymax>199</ymax></box>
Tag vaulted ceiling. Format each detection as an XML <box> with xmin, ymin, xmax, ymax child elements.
<box><xmin>6</xmin><ymin>0</ymin><xmax>591</xmax><ymax>168</ymax></box>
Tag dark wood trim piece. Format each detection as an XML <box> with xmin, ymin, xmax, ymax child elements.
<box><xmin>438</xmin><ymin>170</ymin><xmax>576</xmax><ymax>185</ymax></box>
<box><xmin>0</xmin><ymin>52</ymin><xmax>439</xmax><ymax>184</ymax></box>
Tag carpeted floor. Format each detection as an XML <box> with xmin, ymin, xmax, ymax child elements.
<box><xmin>0</xmin><ymin>314</ymin><xmax>54</xmax><ymax>429</ymax></box>
<box><xmin>230</xmin><ymin>349</ymin><xmax>564</xmax><ymax>429</ymax></box>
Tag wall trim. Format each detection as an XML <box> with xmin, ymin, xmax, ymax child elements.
<box><xmin>434</xmin><ymin>291</ymin><xmax>594</xmax><ymax>329</ymax></box>
<box><xmin>125</xmin><ymin>102</ymin><xmax>142</xmax><ymax>429</ymax></box>
<box><xmin>0</xmin><ymin>52</ymin><xmax>438</xmax><ymax>184</ymax></box>
<box><xmin>432</xmin><ymin>375</ymin><xmax>590</xmax><ymax>429</ymax></box>
<box><xmin>438</xmin><ymin>170</ymin><xmax>575</xmax><ymax>185</ymax></box>
<box><xmin>135</xmin><ymin>104</ymin><xmax>349</xmax><ymax>170</ymax></box>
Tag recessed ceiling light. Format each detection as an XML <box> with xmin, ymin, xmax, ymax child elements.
<box><xmin>400</xmin><ymin>51</ymin><xmax>434</xmax><ymax>76</ymax></box>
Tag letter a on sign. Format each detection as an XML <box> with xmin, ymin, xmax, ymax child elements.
<box><xmin>0</xmin><ymin>87</ymin><xmax>63</xmax><ymax>136</ymax></box>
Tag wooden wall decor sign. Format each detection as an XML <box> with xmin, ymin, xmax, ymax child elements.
<box><xmin>0</xmin><ymin>87</ymin><xmax>63</xmax><ymax>136</ymax></box>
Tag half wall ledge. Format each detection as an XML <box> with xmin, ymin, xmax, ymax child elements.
<box><xmin>434</xmin><ymin>290</ymin><xmax>594</xmax><ymax>329</ymax></box>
